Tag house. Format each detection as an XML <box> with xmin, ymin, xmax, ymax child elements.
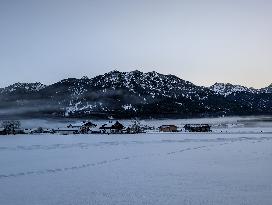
<box><xmin>184</xmin><ymin>124</ymin><xmax>211</xmax><ymax>132</ymax></box>
<box><xmin>27</xmin><ymin>128</ymin><xmax>53</xmax><ymax>134</ymax></box>
<box><xmin>67</xmin><ymin>122</ymin><xmax>84</xmax><ymax>128</ymax></box>
<box><xmin>14</xmin><ymin>129</ymin><xmax>25</xmax><ymax>134</ymax></box>
<box><xmin>43</xmin><ymin>128</ymin><xmax>54</xmax><ymax>134</ymax></box>
<box><xmin>99</xmin><ymin>121</ymin><xmax>125</xmax><ymax>134</ymax></box>
<box><xmin>0</xmin><ymin>128</ymin><xmax>7</xmax><ymax>135</ymax></box>
<box><xmin>30</xmin><ymin>127</ymin><xmax>44</xmax><ymax>134</ymax></box>
<box><xmin>67</xmin><ymin>121</ymin><xmax>97</xmax><ymax>134</ymax></box>
<box><xmin>24</xmin><ymin>128</ymin><xmax>32</xmax><ymax>134</ymax></box>
<box><xmin>82</xmin><ymin>121</ymin><xmax>97</xmax><ymax>128</ymax></box>
<box><xmin>53</xmin><ymin>128</ymin><xmax>79</xmax><ymax>135</ymax></box>
<box><xmin>159</xmin><ymin>125</ymin><xmax>178</xmax><ymax>132</ymax></box>
<box><xmin>141</xmin><ymin>125</ymin><xmax>155</xmax><ymax>131</ymax></box>
<box><xmin>89</xmin><ymin>127</ymin><xmax>101</xmax><ymax>134</ymax></box>
<box><xmin>67</xmin><ymin>121</ymin><xmax>95</xmax><ymax>128</ymax></box>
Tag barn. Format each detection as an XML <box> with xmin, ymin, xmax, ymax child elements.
<box><xmin>99</xmin><ymin>121</ymin><xmax>125</xmax><ymax>134</ymax></box>
<box><xmin>159</xmin><ymin>125</ymin><xmax>178</xmax><ymax>132</ymax></box>
<box><xmin>184</xmin><ymin>124</ymin><xmax>211</xmax><ymax>132</ymax></box>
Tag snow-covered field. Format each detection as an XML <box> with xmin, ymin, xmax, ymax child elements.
<box><xmin>0</xmin><ymin>130</ymin><xmax>272</xmax><ymax>205</ymax></box>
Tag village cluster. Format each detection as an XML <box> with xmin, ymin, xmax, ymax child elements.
<box><xmin>0</xmin><ymin>120</ymin><xmax>212</xmax><ymax>135</ymax></box>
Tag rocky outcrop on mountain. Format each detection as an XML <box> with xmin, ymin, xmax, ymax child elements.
<box><xmin>209</xmin><ymin>83</ymin><xmax>257</xmax><ymax>96</ymax></box>
<box><xmin>260</xmin><ymin>84</ymin><xmax>272</xmax><ymax>94</ymax></box>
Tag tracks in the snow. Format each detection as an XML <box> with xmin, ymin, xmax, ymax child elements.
<box><xmin>0</xmin><ymin>155</ymin><xmax>138</xmax><ymax>180</ymax></box>
<box><xmin>0</xmin><ymin>137</ymin><xmax>271</xmax><ymax>180</ymax></box>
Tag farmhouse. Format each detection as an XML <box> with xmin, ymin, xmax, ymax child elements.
<box><xmin>67</xmin><ymin>121</ymin><xmax>97</xmax><ymax>134</ymax></box>
<box><xmin>99</xmin><ymin>121</ymin><xmax>125</xmax><ymax>134</ymax></box>
<box><xmin>159</xmin><ymin>125</ymin><xmax>178</xmax><ymax>132</ymax></box>
<box><xmin>184</xmin><ymin>124</ymin><xmax>211</xmax><ymax>132</ymax></box>
<box><xmin>89</xmin><ymin>127</ymin><xmax>101</xmax><ymax>134</ymax></box>
<box><xmin>67</xmin><ymin>122</ymin><xmax>84</xmax><ymax>128</ymax></box>
<box><xmin>68</xmin><ymin>121</ymin><xmax>96</xmax><ymax>128</ymax></box>
<box><xmin>14</xmin><ymin>129</ymin><xmax>25</xmax><ymax>134</ymax></box>
<box><xmin>80</xmin><ymin>121</ymin><xmax>97</xmax><ymax>133</ymax></box>
<box><xmin>53</xmin><ymin>128</ymin><xmax>79</xmax><ymax>135</ymax></box>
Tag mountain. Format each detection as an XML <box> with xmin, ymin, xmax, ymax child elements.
<box><xmin>0</xmin><ymin>70</ymin><xmax>271</xmax><ymax>118</ymax></box>
<box><xmin>260</xmin><ymin>84</ymin><xmax>272</xmax><ymax>94</ymax></box>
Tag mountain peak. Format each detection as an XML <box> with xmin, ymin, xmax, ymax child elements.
<box><xmin>81</xmin><ymin>76</ymin><xmax>89</xmax><ymax>80</ymax></box>
<box><xmin>129</xmin><ymin>69</ymin><xmax>142</xmax><ymax>74</ymax></box>
<box><xmin>2</xmin><ymin>82</ymin><xmax>46</xmax><ymax>93</ymax></box>
<box><xmin>210</xmin><ymin>82</ymin><xmax>257</xmax><ymax>96</ymax></box>
<box><xmin>107</xmin><ymin>70</ymin><xmax>121</xmax><ymax>75</ymax></box>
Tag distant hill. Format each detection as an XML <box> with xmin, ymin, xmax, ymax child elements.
<box><xmin>0</xmin><ymin>70</ymin><xmax>271</xmax><ymax>118</ymax></box>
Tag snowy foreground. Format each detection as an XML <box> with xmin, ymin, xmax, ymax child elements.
<box><xmin>0</xmin><ymin>131</ymin><xmax>272</xmax><ymax>205</ymax></box>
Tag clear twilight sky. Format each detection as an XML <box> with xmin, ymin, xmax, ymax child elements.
<box><xmin>0</xmin><ymin>0</ymin><xmax>271</xmax><ymax>88</ymax></box>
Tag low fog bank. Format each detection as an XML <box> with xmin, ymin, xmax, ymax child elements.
<box><xmin>1</xmin><ymin>116</ymin><xmax>271</xmax><ymax>129</ymax></box>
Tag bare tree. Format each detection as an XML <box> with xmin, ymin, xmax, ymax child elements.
<box><xmin>1</xmin><ymin>120</ymin><xmax>21</xmax><ymax>135</ymax></box>
<box><xmin>130</xmin><ymin>119</ymin><xmax>142</xmax><ymax>133</ymax></box>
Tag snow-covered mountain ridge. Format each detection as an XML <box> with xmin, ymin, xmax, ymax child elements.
<box><xmin>2</xmin><ymin>71</ymin><xmax>270</xmax><ymax>96</ymax></box>
<box><xmin>0</xmin><ymin>70</ymin><xmax>271</xmax><ymax>118</ymax></box>
<box><xmin>0</xmin><ymin>82</ymin><xmax>46</xmax><ymax>94</ymax></box>
<box><xmin>209</xmin><ymin>82</ymin><xmax>272</xmax><ymax>97</ymax></box>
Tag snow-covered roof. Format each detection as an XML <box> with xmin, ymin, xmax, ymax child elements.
<box><xmin>90</xmin><ymin>127</ymin><xmax>101</xmax><ymax>132</ymax></box>
<box><xmin>184</xmin><ymin>124</ymin><xmax>210</xmax><ymax>127</ymax></box>
<box><xmin>55</xmin><ymin>128</ymin><xmax>79</xmax><ymax>131</ymax></box>
<box><xmin>68</xmin><ymin>121</ymin><xmax>95</xmax><ymax>127</ymax></box>
<box><xmin>159</xmin><ymin>125</ymin><xmax>177</xmax><ymax>128</ymax></box>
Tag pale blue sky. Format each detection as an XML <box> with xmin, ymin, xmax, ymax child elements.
<box><xmin>0</xmin><ymin>0</ymin><xmax>271</xmax><ymax>88</ymax></box>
